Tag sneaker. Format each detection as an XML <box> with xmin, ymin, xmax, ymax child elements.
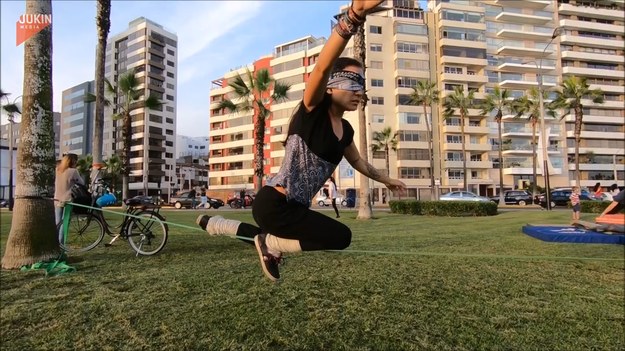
<box><xmin>254</xmin><ymin>234</ymin><xmax>282</xmax><ymax>282</ymax></box>
<box><xmin>195</xmin><ymin>215</ymin><xmax>223</xmax><ymax>231</ymax></box>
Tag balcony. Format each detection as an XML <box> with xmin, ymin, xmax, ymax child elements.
<box><xmin>566</xmin><ymin>130</ymin><xmax>624</xmax><ymax>140</ymax></box>
<box><xmin>443</xmin><ymin>142</ymin><xmax>492</xmax><ymax>152</ymax></box>
<box><xmin>442</xmin><ymin>124</ymin><xmax>490</xmax><ymax>134</ymax></box>
<box><xmin>589</xmin><ymin>84</ymin><xmax>624</xmax><ymax>94</ymax></box>
<box><xmin>563</xmin><ymin>114</ymin><xmax>623</xmax><ymax>124</ymax></box>
<box><xmin>559</xmin><ymin>19</ymin><xmax>624</xmax><ymax>35</ymax></box>
<box><xmin>445</xmin><ymin>160</ymin><xmax>492</xmax><ymax>169</ymax></box>
<box><xmin>440</xmin><ymin>38</ymin><xmax>486</xmax><ymax>50</ymax></box>
<box><xmin>497</xmin><ymin>62</ymin><xmax>555</xmax><ymax>73</ymax></box>
<box><xmin>496</xmin><ymin>29</ymin><xmax>553</xmax><ymax>41</ymax></box>
<box><xmin>562</xmin><ymin>66</ymin><xmax>623</xmax><ymax>79</ymax></box>
<box><xmin>497</xmin><ymin>46</ymin><xmax>554</xmax><ymax>57</ymax></box>
<box><xmin>558</xmin><ymin>3</ymin><xmax>624</xmax><ymax>21</ymax></box>
<box><xmin>495</xmin><ymin>0</ymin><xmax>550</xmax><ymax>9</ymax></box>
<box><xmin>559</xmin><ymin>34</ymin><xmax>623</xmax><ymax>50</ymax></box>
<box><xmin>495</xmin><ymin>11</ymin><xmax>551</xmax><ymax>25</ymax></box>
<box><xmin>440</xmin><ymin>56</ymin><xmax>487</xmax><ymax>67</ymax></box>
<box><xmin>499</xmin><ymin>78</ymin><xmax>556</xmax><ymax>89</ymax></box>
<box><xmin>561</xmin><ymin>50</ymin><xmax>624</xmax><ymax>64</ymax></box>
<box><xmin>440</xmin><ymin>72</ymin><xmax>488</xmax><ymax>84</ymax></box>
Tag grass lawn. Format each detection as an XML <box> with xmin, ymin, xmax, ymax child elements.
<box><xmin>1</xmin><ymin>208</ymin><xmax>623</xmax><ymax>350</ymax></box>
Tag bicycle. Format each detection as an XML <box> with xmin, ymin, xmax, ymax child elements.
<box><xmin>58</xmin><ymin>170</ymin><xmax>169</xmax><ymax>256</ymax></box>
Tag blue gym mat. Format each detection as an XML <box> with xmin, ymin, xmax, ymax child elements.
<box><xmin>522</xmin><ymin>224</ymin><xmax>625</xmax><ymax>245</ymax></box>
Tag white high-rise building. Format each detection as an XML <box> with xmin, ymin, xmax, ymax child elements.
<box><xmin>104</xmin><ymin>17</ymin><xmax>178</xmax><ymax>196</ymax></box>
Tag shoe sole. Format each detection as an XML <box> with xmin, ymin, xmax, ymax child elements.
<box><xmin>254</xmin><ymin>236</ymin><xmax>279</xmax><ymax>282</ymax></box>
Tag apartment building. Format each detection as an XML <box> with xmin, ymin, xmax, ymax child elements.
<box><xmin>104</xmin><ymin>17</ymin><xmax>178</xmax><ymax>196</ymax></box>
<box><xmin>60</xmin><ymin>81</ymin><xmax>95</xmax><ymax>156</ymax></box>
<box><xmin>208</xmin><ymin>0</ymin><xmax>624</xmax><ymax>200</ymax></box>
<box><xmin>176</xmin><ymin>135</ymin><xmax>209</xmax><ymax>159</ymax></box>
<box><xmin>557</xmin><ymin>0</ymin><xmax>624</xmax><ymax>188</ymax></box>
<box><xmin>1</xmin><ymin>112</ymin><xmax>61</xmax><ymax>158</ymax></box>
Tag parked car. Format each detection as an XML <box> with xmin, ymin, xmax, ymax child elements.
<box><xmin>440</xmin><ymin>191</ymin><xmax>493</xmax><ymax>203</ymax></box>
<box><xmin>169</xmin><ymin>191</ymin><xmax>224</xmax><ymax>209</ymax></box>
<box><xmin>538</xmin><ymin>189</ymin><xmax>593</xmax><ymax>208</ymax></box>
<box><xmin>490</xmin><ymin>190</ymin><xmax>534</xmax><ymax>206</ymax></box>
<box><xmin>0</xmin><ymin>199</ymin><xmax>8</xmax><ymax>208</ymax></box>
<box><xmin>227</xmin><ymin>191</ymin><xmax>255</xmax><ymax>209</ymax></box>
<box><xmin>315</xmin><ymin>194</ymin><xmax>347</xmax><ymax>207</ymax></box>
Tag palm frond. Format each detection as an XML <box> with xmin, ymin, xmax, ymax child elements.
<box><xmin>254</xmin><ymin>69</ymin><xmax>272</xmax><ymax>93</ymax></box>
<box><xmin>229</xmin><ymin>74</ymin><xmax>251</xmax><ymax>98</ymax></box>
<box><xmin>2</xmin><ymin>103</ymin><xmax>21</xmax><ymax>115</ymax></box>
<box><xmin>217</xmin><ymin>100</ymin><xmax>238</xmax><ymax>113</ymax></box>
<box><xmin>118</xmin><ymin>69</ymin><xmax>138</xmax><ymax>94</ymax></box>
<box><xmin>272</xmin><ymin>82</ymin><xmax>291</xmax><ymax>103</ymax></box>
<box><xmin>144</xmin><ymin>95</ymin><xmax>163</xmax><ymax>110</ymax></box>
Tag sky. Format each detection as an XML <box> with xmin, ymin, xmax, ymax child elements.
<box><xmin>0</xmin><ymin>0</ymin><xmax>353</xmax><ymax>137</ymax></box>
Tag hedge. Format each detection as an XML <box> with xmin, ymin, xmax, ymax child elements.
<box><xmin>389</xmin><ymin>200</ymin><xmax>498</xmax><ymax>217</ymax></box>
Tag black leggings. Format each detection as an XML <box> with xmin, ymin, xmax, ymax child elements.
<box><xmin>331</xmin><ymin>198</ymin><xmax>340</xmax><ymax>217</ymax></box>
<box><xmin>235</xmin><ymin>186</ymin><xmax>351</xmax><ymax>251</ymax></box>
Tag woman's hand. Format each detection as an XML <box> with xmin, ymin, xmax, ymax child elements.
<box><xmin>351</xmin><ymin>0</ymin><xmax>385</xmax><ymax>17</ymax></box>
<box><xmin>385</xmin><ymin>178</ymin><xmax>407</xmax><ymax>196</ymax></box>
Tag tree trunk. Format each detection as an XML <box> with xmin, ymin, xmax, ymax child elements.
<box><xmin>574</xmin><ymin>108</ymin><xmax>583</xmax><ymax>187</ymax></box>
<box><xmin>354</xmin><ymin>25</ymin><xmax>372</xmax><ymax>219</ymax></box>
<box><xmin>461</xmin><ymin>112</ymin><xmax>468</xmax><ymax>192</ymax></box>
<box><xmin>92</xmin><ymin>0</ymin><xmax>111</xmax><ymax>178</ymax></box>
<box><xmin>497</xmin><ymin>117</ymin><xmax>504</xmax><ymax>205</ymax></box>
<box><xmin>531</xmin><ymin>120</ymin><xmax>537</xmax><ymax>199</ymax></box>
<box><xmin>122</xmin><ymin>113</ymin><xmax>131</xmax><ymax>200</ymax></box>
<box><xmin>423</xmin><ymin>103</ymin><xmax>436</xmax><ymax>200</ymax></box>
<box><xmin>2</xmin><ymin>0</ymin><xmax>60</xmax><ymax>269</ymax></box>
<box><xmin>253</xmin><ymin>116</ymin><xmax>265</xmax><ymax>193</ymax></box>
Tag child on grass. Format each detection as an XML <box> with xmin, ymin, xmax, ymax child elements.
<box><xmin>570</xmin><ymin>186</ymin><xmax>581</xmax><ymax>221</ymax></box>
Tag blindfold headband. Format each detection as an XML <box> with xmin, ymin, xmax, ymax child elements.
<box><xmin>326</xmin><ymin>70</ymin><xmax>365</xmax><ymax>91</ymax></box>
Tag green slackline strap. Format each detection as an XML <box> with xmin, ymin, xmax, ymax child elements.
<box><xmin>20</xmin><ymin>258</ymin><xmax>76</xmax><ymax>276</ymax></box>
<box><xmin>67</xmin><ymin>202</ymin><xmax>624</xmax><ymax>263</ymax></box>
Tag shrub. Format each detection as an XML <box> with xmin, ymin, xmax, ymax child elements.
<box><xmin>389</xmin><ymin>200</ymin><xmax>497</xmax><ymax>217</ymax></box>
<box><xmin>580</xmin><ymin>200</ymin><xmax>612</xmax><ymax>214</ymax></box>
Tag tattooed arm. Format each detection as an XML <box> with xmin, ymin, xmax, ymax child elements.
<box><xmin>344</xmin><ymin>142</ymin><xmax>406</xmax><ymax>194</ymax></box>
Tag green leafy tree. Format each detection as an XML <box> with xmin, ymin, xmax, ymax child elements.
<box><xmin>481</xmin><ymin>86</ymin><xmax>514</xmax><ymax>205</ymax></box>
<box><xmin>217</xmin><ymin>68</ymin><xmax>290</xmax><ymax>193</ymax></box>
<box><xmin>2</xmin><ymin>0</ymin><xmax>59</xmax><ymax>269</ymax></box>
<box><xmin>409</xmin><ymin>80</ymin><xmax>439</xmax><ymax>199</ymax></box>
<box><xmin>76</xmin><ymin>154</ymin><xmax>93</xmax><ymax>186</ymax></box>
<box><xmin>512</xmin><ymin>87</ymin><xmax>556</xmax><ymax>197</ymax></box>
<box><xmin>552</xmin><ymin>76</ymin><xmax>604</xmax><ymax>186</ymax></box>
<box><xmin>443</xmin><ymin>87</ymin><xmax>475</xmax><ymax>192</ymax></box>
<box><xmin>104</xmin><ymin>153</ymin><xmax>122</xmax><ymax>193</ymax></box>
<box><xmin>86</xmin><ymin>69</ymin><xmax>163</xmax><ymax>200</ymax></box>
<box><xmin>370</xmin><ymin>127</ymin><xmax>398</xmax><ymax>178</ymax></box>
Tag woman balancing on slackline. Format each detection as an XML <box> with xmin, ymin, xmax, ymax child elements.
<box><xmin>196</xmin><ymin>0</ymin><xmax>406</xmax><ymax>282</ymax></box>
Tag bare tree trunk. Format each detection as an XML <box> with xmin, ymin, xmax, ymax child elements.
<box><xmin>423</xmin><ymin>102</ymin><xmax>435</xmax><ymax>199</ymax></box>
<box><xmin>2</xmin><ymin>0</ymin><xmax>60</xmax><ymax>269</ymax></box>
<box><xmin>531</xmin><ymin>121</ymin><xmax>537</xmax><ymax>198</ymax></box>
<box><xmin>574</xmin><ymin>109</ymin><xmax>582</xmax><ymax>187</ymax></box>
<box><xmin>122</xmin><ymin>114</ymin><xmax>131</xmax><ymax>200</ymax></box>
<box><xmin>92</xmin><ymin>0</ymin><xmax>111</xmax><ymax>178</ymax></box>
<box><xmin>254</xmin><ymin>117</ymin><xmax>265</xmax><ymax>193</ymax></box>
<box><xmin>461</xmin><ymin>113</ymin><xmax>468</xmax><ymax>192</ymax></box>
<box><xmin>354</xmin><ymin>25</ymin><xmax>372</xmax><ymax>219</ymax></box>
<box><xmin>497</xmin><ymin>117</ymin><xmax>504</xmax><ymax>205</ymax></box>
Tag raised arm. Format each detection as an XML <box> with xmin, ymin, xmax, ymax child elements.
<box><xmin>344</xmin><ymin>142</ymin><xmax>406</xmax><ymax>194</ymax></box>
<box><xmin>303</xmin><ymin>0</ymin><xmax>384</xmax><ymax>111</ymax></box>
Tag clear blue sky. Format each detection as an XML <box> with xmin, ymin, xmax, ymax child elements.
<box><xmin>1</xmin><ymin>1</ymin><xmax>353</xmax><ymax>136</ymax></box>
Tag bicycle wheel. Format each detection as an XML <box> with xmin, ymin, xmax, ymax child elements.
<box><xmin>126</xmin><ymin>211</ymin><xmax>168</xmax><ymax>256</ymax></box>
<box><xmin>59</xmin><ymin>213</ymin><xmax>105</xmax><ymax>253</ymax></box>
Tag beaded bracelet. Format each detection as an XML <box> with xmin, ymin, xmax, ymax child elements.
<box><xmin>348</xmin><ymin>6</ymin><xmax>365</xmax><ymax>26</ymax></box>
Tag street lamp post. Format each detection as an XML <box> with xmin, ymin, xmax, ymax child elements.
<box><xmin>536</xmin><ymin>27</ymin><xmax>561</xmax><ymax>210</ymax></box>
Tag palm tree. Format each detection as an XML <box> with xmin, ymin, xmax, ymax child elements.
<box><xmin>552</xmin><ymin>76</ymin><xmax>604</xmax><ymax>186</ymax></box>
<box><xmin>216</xmin><ymin>68</ymin><xmax>290</xmax><ymax>193</ymax></box>
<box><xmin>353</xmin><ymin>23</ymin><xmax>374</xmax><ymax>219</ymax></box>
<box><xmin>443</xmin><ymin>87</ymin><xmax>475</xmax><ymax>192</ymax></box>
<box><xmin>86</xmin><ymin>69</ymin><xmax>163</xmax><ymax>200</ymax></box>
<box><xmin>92</xmin><ymin>0</ymin><xmax>111</xmax><ymax>175</ymax></box>
<box><xmin>2</xmin><ymin>0</ymin><xmax>59</xmax><ymax>269</ymax></box>
<box><xmin>512</xmin><ymin>87</ymin><xmax>556</xmax><ymax>198</ymax></box>
<box><xmin>370</xmin><ymin>127</ymin><xmax>398</xmax><ymax>178</ymax></box>
<box><xmin>409</xmin><ymin>80</ymin><xmax>439</xmax><ymax>199</ymax></box>
<box><xmin>76</xmin><ymin>154</ymin><xmax>93</xmax><ymax>186</ymax></box>
<box><xmin>104</xmin><ymin>154</ymin><xmax>122</xmax><ymax>194</ymax></box>
<box><xmin>481</xmin><ymin>86</ymin><xmax>514</xmax><ymax>205</ymax></box>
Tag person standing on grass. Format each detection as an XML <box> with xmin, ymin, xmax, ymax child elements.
<box><xmin>188</xmin><ymin>187</ymin><xmax>197</xmax><ymax>210</ymax></box>
<box><xmin>570</xmin><ymin>186</ymin><xmax>581</xmax><ymax>222</ymax></box>
<box><xmin>329</xmin><ymin>176</ymin><xmax>340</xmax><ymax>218</ymax></box>
<box><xmin>54</xmin><ymin>153</ymin><xmax>85</xmax><ymax>244</ymax></box>
<box><xmin>196</xmin><ymin>0</ymin><xmax>406</xmax><ymax>282</ymax></box>
<box><xmin>198</xmin><ymin>187</ymin><xmax>208</xmax><ymax>209</ymax></box>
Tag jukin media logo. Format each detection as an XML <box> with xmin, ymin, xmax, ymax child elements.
<box><xmin>16</xmin><ymin>13</ymin><xmax>52</xmax><ymax>46</ymax></box>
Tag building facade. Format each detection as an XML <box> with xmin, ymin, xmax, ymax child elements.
<box><xmin>208</xmin><ymin>0</ymin><xmax>624</xmax><ymax>199</ymax></box>
<box><xmin>176</xmin><ymin>135</ymin><xmax>209</xmax><ymax>159</ymax></box>
<box><xmin>60</xmin><ymin>81</ymin><xmax>95</xmax><ymax>156</ymax></box>
<box><xmin>104</xmin><ymin>17</ymin><xmax>178</xmax><ymax>196</ymax></box>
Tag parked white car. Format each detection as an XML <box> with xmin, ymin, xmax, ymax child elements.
<box><xmin>315</xmin><ymin>194</ymin><xmax>348</xmax><ymax>207</ymax></box>
<box><xmin>439</xmin><ymin>191</ymin><xmax>493</xmax><ymax>203</ymax></box>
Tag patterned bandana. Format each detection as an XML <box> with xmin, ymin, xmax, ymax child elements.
<box><xmin>326</xmin><ymin>70</ymin><xmax>365</xmax><ymax>91</ymax></box>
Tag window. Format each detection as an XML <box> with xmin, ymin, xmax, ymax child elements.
<box><xmin>444</xmin><ymin>66</ymin><xmax>463</xmax><ymax>74</ymax></box>
<box><xmin>371</xmin><ymin>79</ymin><xmax>384</xmax><ymax>87</ymax></box>
<box><xmin>167</xmin><ymin>60</ymin><xmax>175</xmax><ymax>67</ymax></box>
<box><xmin>398</xmin><ymin>130</ymin><xmax>425</xmax><ymax>141</ymax></box>
<box><xmin>166</xmin><ymin>106</ymin><xmax>174</xmax><ymax>112</ymax></box>
<box><xmin>373</xmin><ymin>151</ymin><xmax>385</xmax><ymax>159</ymax></box>
<box><xmin>370</xmin><ymin>60</ymin><xmax>383</xmax><ymax>69</ymax></box>
<box><xmin>166</xmin><ymin>94</ymin><xmax>174</xmax><ymax>101</ymax></box>
<box><xmin>166</xmin><ymin>83</ymin><xmax>174</xmax><ymax>89</ymax></box>
<box><xmin>396</xmin><ymin>42</ymin><xmax>427</xmax><ymax>54</ymax></box>
<box><xmin>399</xmin><ymin>167</ymin><xmax>428</xmax><ymax>179</ymax></box>
<box><xmin>370</xmin><ymin>25</ymin><xmax>382</xmax><ymax>34</ymax></box>
<box><xmin>448</xmin><ymin>170</ymin><xmax>463</xmax><ymax>179</ymax></box>
<box><xmin>167</xmin><ymin>49</ymin><xmax>175</xmax><ymax>55</ymax></box>
<box><xmin>399</xmin><ymin>113</ymin><xmax>419</xmax><ymax>124</ymax></box>
<box><xmin>167</xmin><ymin>72</ymin><xmax>174</xmax><ymax>78</ymax></box>
<box><xmin>397</xmin><ymin>149</ymin><xmax>429</xmax><ymax>160</ymax></box>
<box><xmin>371</xmin><ymin>97</ymin><xmax>384</xmax><ymax>105</ymax></box>
<box><xmin>373</xmin><ymin>114</ymin><xmax>385</xmax><ymax>123</ymax></box>
<box><xmin>370</xmin><ymin>44</ymin><xmax>383</xmax><ymax>52</ymax></box>
<box><xmin>397</xmin><ymin>76</ymin><xmax>418</xmax><ymax>88</ymax></box>
<box><xmin>447</xmin><ymin>135</ymin><xmax>463</xmax><ymax>143</ymax></box>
